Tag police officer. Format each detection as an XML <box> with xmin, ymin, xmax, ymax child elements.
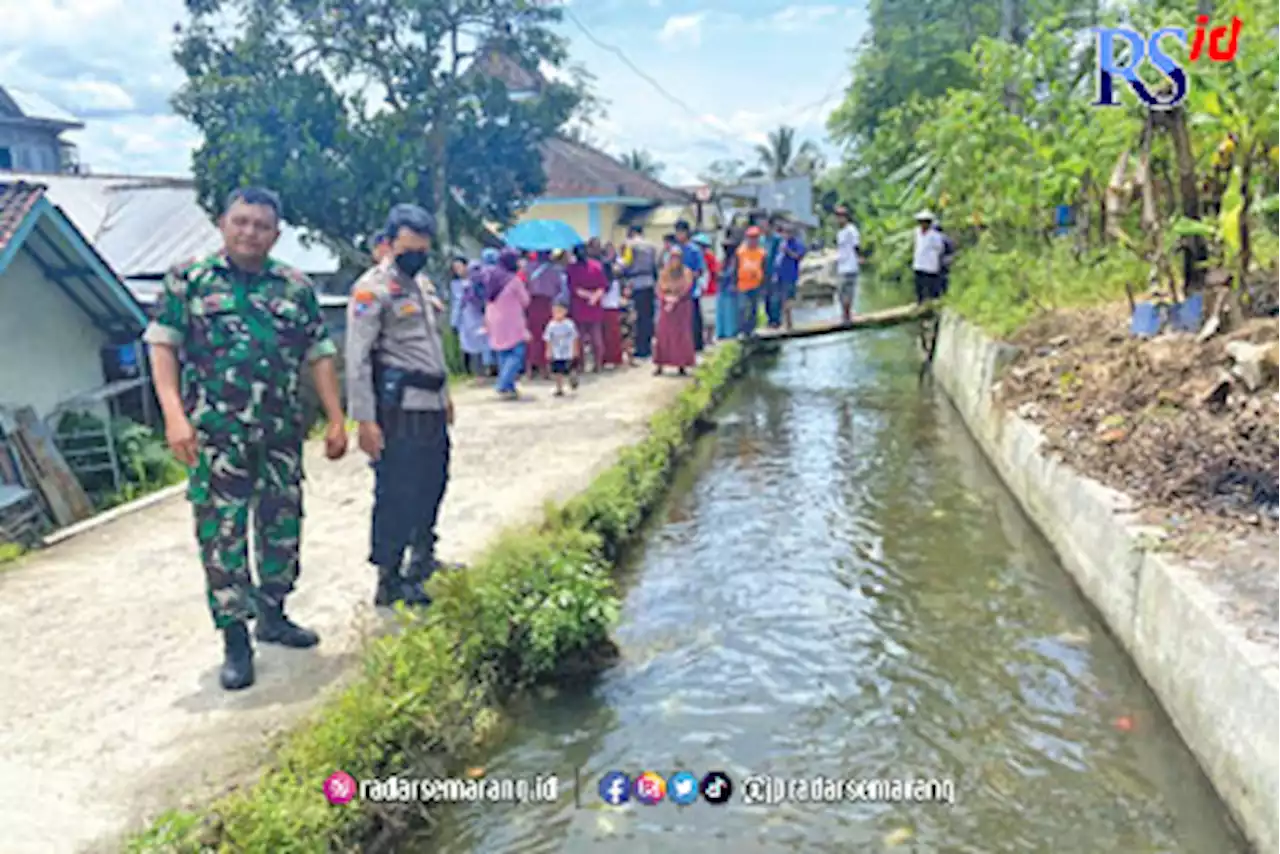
<box><xmin>370</xmin><ymin>229</ymin><xmax>391</xmax><ymax>263</ymax></box>
<box><xmin>144</xmin><ymin>187</ymin><xmax>349</xmax><ymax>692</ymax></box>
<box><xmin>346</xmin><ymin>204</ymin><xmax>455</xmax><ymax>607</ymax></box>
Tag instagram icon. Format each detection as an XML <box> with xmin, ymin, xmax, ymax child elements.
<box><xmin>633</xmin><ymin>771</ymin><xmax>666</xmax><ymax>805</ymax></box>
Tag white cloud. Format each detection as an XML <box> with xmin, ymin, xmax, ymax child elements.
<box><xmin>657</xmin><ymin>13</ymin><xmax>705</xmax><ymax>47</ymax></box>
<box><xmin>61</xmin><ymin>80</ymin><xmax>136</xmax><ymax>112</ymax></box>
<box><xmin>0</xmin><ymin>0</ymin><xmax>193</xmax><ymax>173</ymax></box>
<box><xmin>2</xmin><ymin>0</ymin><xmax>856</xmax><ymax>188</ymax></box>
<box><xmin>767</xmin><ymin>5</ymin><xmax>840</xmax><ymax>32</ymax></box>
<box><xmin>0</xmin><ymin>0</ymin><xmax>129</xmax><ymax>40</ymax></box>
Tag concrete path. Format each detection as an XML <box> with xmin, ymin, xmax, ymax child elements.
<box><xmin>0</xmin><ymin>367</ymin><xmax>687</xmax><ymax>854</ymax></box>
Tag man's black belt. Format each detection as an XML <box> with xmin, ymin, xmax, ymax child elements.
<box><xmin>373</xmin><ymin>361</ymin><xmax>446</xmax><ymax>408</ymax></box>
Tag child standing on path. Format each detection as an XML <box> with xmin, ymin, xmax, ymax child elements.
<box><xmin>543</xmin><ymin>302</ymin><xmax>581</xmax><ymax>396</ymax></box>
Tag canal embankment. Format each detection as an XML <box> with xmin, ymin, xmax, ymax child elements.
<box><xmin>932</xmin><ymin>311</ymin><xmax>1279</xmax><ymax>854</ymax></box>
<box><xmin>105</xmin><ymin>344</ymin><xmax>743</xmax><ymax>854</ymax></box>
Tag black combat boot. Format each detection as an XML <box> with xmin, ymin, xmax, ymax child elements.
<box><xmin>254</xmin><ymin>602</ymin><xmax>320</xmax><ymax>648</ymax></box>
<box><xmin>220</xmin><ymin>622</ymin><xmax>255</xmax><ymax>691</ymax></box>
<box><xmin>398</xmin><ymin>569</ymin><xmax>433</xmax><ymax>606</ymax></box>
<box><xmin>374</xmin><ymin>566</ymin><xmax>404</xmax><ymax>607</ymax></box>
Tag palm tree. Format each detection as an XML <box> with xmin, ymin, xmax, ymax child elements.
<box><xmin>619</xmin><ymin>149</ymin><xmax>664</xmax><ymax>179</ymax></box>
<box><xmin>752</xmin><ymin>125</ymin><xmax>825</xmax><ymax>180</ymax></box>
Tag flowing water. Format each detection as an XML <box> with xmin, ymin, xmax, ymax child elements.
<box><xmin>409</xmin><ymin>299</ymin><xmax>1246</xmax><ymax>853</ymax></box>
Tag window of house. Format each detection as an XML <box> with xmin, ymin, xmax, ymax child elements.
<box><xmin>0</xmin><ymin>147</ymin><xmax>13</xmax><ymax>170</ymax></box>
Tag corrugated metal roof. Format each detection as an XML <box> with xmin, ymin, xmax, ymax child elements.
<box><xmin>1</xmin><ymin>87</ymin><xmax>83</xmax><ymax>127</ymax></box>
<box><xmin>0</xmin><ymin>171</ymin><xmax>340</xmax><ymax>277</ymax></box>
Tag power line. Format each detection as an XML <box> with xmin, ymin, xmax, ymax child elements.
<box><xmin>561</xmin><ymin>8</ymin><xmax>751</xmax><ymax>147</ymax></box>
<box><xmin>793</xmin><ymin>72</ymin><xmax>849</xmax><ymax>127</ymax></box>
<box><xmin>561</xmin><ymin>6</ymin><xmax>850</xmax><ymax>169</ymax></box>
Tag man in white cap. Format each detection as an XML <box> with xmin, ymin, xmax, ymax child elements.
<box><xmin>912</xmin><ymin>210</ymin><xmax>947</xmax><ymax>305</ymax></box>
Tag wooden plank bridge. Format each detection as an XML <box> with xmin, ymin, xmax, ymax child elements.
<box><xmin>750</xmin><ymin>301</ymin><xmax>935</xmax><ymax>342</ymax></box>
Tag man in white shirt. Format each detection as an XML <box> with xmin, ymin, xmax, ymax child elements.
<box><xmin>834</xmin><ymin>205</ymin><xmax>862</xmax><ymax>322</ymax></box>
<box><xmin>912</xmin><ymin>209</ymin><xmax>947</xmax><ymax>304</ymax></box>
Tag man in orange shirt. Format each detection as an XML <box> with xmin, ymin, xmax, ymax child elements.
<box><xmin>735</xmin><ymin>226</ymin><xmax>768</xmax><ymax>337</ymax></box>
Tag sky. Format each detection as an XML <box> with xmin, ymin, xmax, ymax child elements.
<box><xmin>0</xmin><ymin>0</ymin><xmax>868</xmax><ymax>187</ymax></box>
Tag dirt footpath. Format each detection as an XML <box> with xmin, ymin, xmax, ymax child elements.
<box><xmin>0</xmin><ymin>368</ymin><xmax>686</xmax><ymax>854</ymax></box>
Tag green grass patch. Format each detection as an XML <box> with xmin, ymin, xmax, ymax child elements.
<box><xmin>945</xmin><ymin>240</ymin><xmax>1145</xmax><ymax>338</ymax></box>
<box><xmin>0</xmin><ymin>542</ymin><xmax>27</xmax><ymax>569</ymax></box>
<box><xmin>127</xmin><ymin>341</ymin><xmax>744</xmax><ymax>854</ymax></box>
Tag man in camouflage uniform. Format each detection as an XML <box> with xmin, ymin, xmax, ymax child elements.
<box><xmin>346</xmin><ymin>204</ymin><xmax>455</xmax><ymax>608</ymax></box>
<box><xmin>143</xmin><ymin>187</ymin><xmax>348</xmax><ymax>692</ymax></box>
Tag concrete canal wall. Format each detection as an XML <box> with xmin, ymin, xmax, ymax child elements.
<box><xmin>932</xmin><ymin>312</ymin><xmax>1279</xmax><ymax>854</ymax></box>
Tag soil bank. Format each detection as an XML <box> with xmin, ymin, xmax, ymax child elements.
<box><xmin>932</xmin><ymin>311</ymin><xmax>1279</xmax><ymax>854</ymax></box>
<box><xmin>0</xmin><ymin>368</ymin><xmax>689</xmax><ymax>854</ymax></box>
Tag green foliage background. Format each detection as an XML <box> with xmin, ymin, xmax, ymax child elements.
<box><xmin>819</xmin><ymin>0</ymin><xmax>1279</xmax><ymax>334</ymax></box>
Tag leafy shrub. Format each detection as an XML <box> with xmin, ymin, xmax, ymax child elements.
<box><xmin>53</xmin><ymin>413</ymin><xmax>186</xmax><ymax>509</ymax></box>
<box><xmin>947</xmin><ymin>239</ymin><xmax>1147</xmax><ymax>338</ymax></box>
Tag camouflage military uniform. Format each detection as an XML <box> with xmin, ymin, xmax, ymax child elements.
<box><xmin>142</xmin><ymin>252</ymin><xmax>337</xmax><ymax>629</ymax></box>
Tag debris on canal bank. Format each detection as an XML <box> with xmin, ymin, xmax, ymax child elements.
<box><xmin>126</xmin><ymin>343</ymin><xmax>744</xmax><ymax>854</ymax></box>
<box><xmin>995</xmin><ymin>302</ymin><xmax>1279</xmax><ymax>548</ymax></box>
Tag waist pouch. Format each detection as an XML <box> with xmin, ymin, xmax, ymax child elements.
<box><xmin>374</xmin><ymin>363</ymin><xmax>446</xmax><ymax>407</ymax></box>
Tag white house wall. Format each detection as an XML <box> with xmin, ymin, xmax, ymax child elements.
<box><xmin>0</xmin><ymin>249</ymin><xmax>109</xmax><ymax>418</ymax></box>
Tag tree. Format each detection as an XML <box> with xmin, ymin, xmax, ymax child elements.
<box><xmin>619</xmin><ymin>149</ymin><xmax>664</xmax><ymax>179</ymax></box>
<box><xmin>171</xmin><ymin>0</ymin><xmax>589</xmax><ymax>264</ymax></box>
<box><xmin>753</xmin><ymin>125</ymin><xmax>824</xmax><ymax>180</ymax></box>
<box><xmin>698</xmin><ymin>158</ymin><xmax>751</xmax><ymax>187</ymax></box>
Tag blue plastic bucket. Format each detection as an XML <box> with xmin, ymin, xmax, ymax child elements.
<box><xmin>1170</xmin><ymin>293</ymin><xmax>1204</xmax><ymax>332</ymax></box>
<box><xmin>1130</xmin><ymin>302</ymin><xmax>1161</xmax><ymax>337</ymax></box>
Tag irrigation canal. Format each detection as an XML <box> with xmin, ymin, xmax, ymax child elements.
<box><xmin>407</xmin><ymin>297</ymin><xmax>1245</xmax><ymax>853</ymax></box>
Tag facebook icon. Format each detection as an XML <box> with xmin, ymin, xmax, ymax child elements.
<box><xmin>598</xmin><ymin>771</ymin><xmax>631</xmax><ymax>806</ymax></box>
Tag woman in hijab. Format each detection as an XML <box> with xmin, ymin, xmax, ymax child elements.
<box><xmin>523</xmin><ymin>249</ymin><xmax>568</xmax><ymax>381</ymax></box>
<box><xmin>653</xmin><ymin>248</ymin><xmax>696</xmax><ymax>376</ymax></box>
<box><xmin>485</xmin><ymin>248</ymin><xmax>531</xmax><ymax>399</ymax></box>
<box><xmin>566</xmin><ymin>243</ymin><xmax>608</xmax><ymax>372</ymax></box>
<box><xmin>449</xmin><ymin>256</ymin><xmax>493</xmax><ymax>384</ymax></box>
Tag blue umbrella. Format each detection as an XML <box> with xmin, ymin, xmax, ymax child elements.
<box><xmin>504</xmin><ymin>219</ymin><xmax>584</xmax><ymax>251</ymax></box>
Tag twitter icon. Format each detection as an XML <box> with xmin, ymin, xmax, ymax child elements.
<box><xmin>667</xmin><ymin>771</ymin><xmax>700</xmax><ymax>806</ymax></box>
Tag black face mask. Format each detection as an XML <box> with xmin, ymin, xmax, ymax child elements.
<box><xmin>395</xmin><ymin>250</ymin><xmax>428</xmax><ymax>277</ymax></box>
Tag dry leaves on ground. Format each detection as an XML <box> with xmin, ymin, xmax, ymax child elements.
<box><xmin>995</xmin><ymin>303</ymin><xmax>1278</xmax><ymax>549</ymax></box>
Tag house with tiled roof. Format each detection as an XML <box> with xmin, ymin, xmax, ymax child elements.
<box><xmin>518</xmin><ymin>136</ymin><xmax>696</xmax><ymax>245</ymax></box>
<box><xmin>468</xmin><ymin>46</ymin><xmax>697</xmax><ymax>244</ymax></box>
<box><xmin>0</xmin><ymin>180</ymin><xmax>148</xmax><ymax>419</ymax></box>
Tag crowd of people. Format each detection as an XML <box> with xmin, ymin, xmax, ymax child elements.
<box><xmin>422</xmin><ymin>214</ymin><xmax>822</xmax><ymax>399</ymax></box>
<box><xmin>144</xmin><ymin>183</ymin><xmax>954</xmax><ymax>693</ymax></box>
